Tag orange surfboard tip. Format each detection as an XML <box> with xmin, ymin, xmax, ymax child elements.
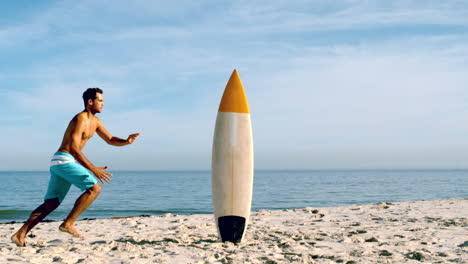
<box><xmin>218</xmin><ymin>69</ymin><xmax>250</xmax><ymax>114</ymax></box>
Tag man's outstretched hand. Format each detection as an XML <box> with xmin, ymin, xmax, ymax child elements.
<box><xmin>126</xmin><ymin>133</ymin><xmax>140</xmax><ymax>144</ymax></box>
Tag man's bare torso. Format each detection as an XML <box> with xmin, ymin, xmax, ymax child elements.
<box><xmin>58</xmin><ymin>112</ymin><xmax>99</xmax><ymax>154</ymax></box>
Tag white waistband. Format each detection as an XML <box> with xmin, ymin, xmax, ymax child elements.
<box><xmin>52</xmin><ymin>155</ymin><xmax>74</xmax><ymax>161</ymax></box>
<box><xmin>50</xmin><ymin>160</ymin><xmax>74</xmax><ymax>166</ymax></box>
<box><xmin>51</xmin><ymin>154</ymin><xmax>75</xmax><ymax>166</ymax></box>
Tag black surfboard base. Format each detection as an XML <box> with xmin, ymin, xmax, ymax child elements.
<box><xmin>217</xmin><ymin>215</ymin><xmax>246</xmax><ymax>244</ymax></box>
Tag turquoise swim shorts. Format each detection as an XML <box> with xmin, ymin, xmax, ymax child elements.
<box><xmin>44</xmin><ymin>152</ymin><xmax>98</xmax><ymax>203</ymax></box>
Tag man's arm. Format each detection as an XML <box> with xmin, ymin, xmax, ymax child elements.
<box><xmin>70</xmin><ymin>115</ymin><xmax>112</xmax><ymax>183</ymax></box>
<box><xmin>96</xmin><ymin>119</ymin><xmax>140</xmax><ymax>147</ymax></box>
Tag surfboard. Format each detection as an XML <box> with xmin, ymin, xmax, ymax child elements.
<box><xmin>211</xmin><ymin>69</ymin><xmax>254</xmax><ymax>244</ymax></box>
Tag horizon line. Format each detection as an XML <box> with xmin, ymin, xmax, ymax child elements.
<box><xmin>2</xmin><ymin>168</ymin><xmax>468</xmax><ymax>172</ymax></box>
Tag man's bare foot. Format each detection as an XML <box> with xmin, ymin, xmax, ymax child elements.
<box><xmin>11</xmin><ymin>232</ymin><xmax>26</xmax><ymax>247</ymax></box>
<box><xmin>59</xmin><ymin>224</ymin><xmax>84</xmax><ymax>238</ymax></box>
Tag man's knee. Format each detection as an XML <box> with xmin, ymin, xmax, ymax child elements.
<box><xmin>44</xmin><ymin>198</ymin><xmax>60</xmax><ymax>212</ymax></box>
<box><xmin>87</xmin><ymin>183</ymin><xmax>101</xmax><ymax>196</ymax></box>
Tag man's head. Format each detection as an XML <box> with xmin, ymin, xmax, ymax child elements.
<box><xmin>83</xmin><ymin>88</ymin><xmax>104</xmax><ymax>113</ymax></box>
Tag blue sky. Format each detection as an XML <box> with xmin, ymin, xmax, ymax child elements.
<box><xmin>1</xmin><ymin>0</ymin><xmax>468</xmax><ymax>170</ymax></box>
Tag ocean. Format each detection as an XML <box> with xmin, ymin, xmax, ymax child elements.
<box><xmin>0</xmin><ymin>170</ymin><xmax>466</xmax><ymax>223</ymax></box>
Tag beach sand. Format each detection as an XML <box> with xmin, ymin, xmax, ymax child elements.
<box><xmin>1</xmin><ymin>198</ymin><xmax>466</xmax><ymax>263</ymax></box>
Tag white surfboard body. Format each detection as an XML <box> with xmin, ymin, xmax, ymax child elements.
<box><xmin>211</xmin><ymin>69</ymin><xmax>254</xmax><ymax>244</ymax></box>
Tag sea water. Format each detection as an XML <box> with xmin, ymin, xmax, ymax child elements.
<box><xmin>0</xmin><ymin>170</ymin><xmax>466</xmax><ymax>222</ymax></box>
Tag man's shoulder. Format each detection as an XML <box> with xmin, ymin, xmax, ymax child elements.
<box><xmin>94</xmin><ymin>115</ymin><xmax>102</xmax><ymax>124</ymax></box>
<box><xmin>74</xmin><ymin>112</ymin><xmax>87</xmax><ymax>121</ymax></box>
<box><xmin>72</xmin><ymin>112</ymin><xmax>101</xmax><ymax>125</ymax></box>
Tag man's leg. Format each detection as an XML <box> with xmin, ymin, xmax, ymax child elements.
<box><xmin>59</xmin><ymin>183</ymin><xmax>101</xmax><ymax>238</ymax></box>
<box><xmin>11</xmin><ymin>198</ymin><xmax>61</xmax><ymax>247</ymax></box>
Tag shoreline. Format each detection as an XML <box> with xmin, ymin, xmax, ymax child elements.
<box><xmin>1</xmin><ymin>198</ymin><xmax>467</xmax><ymax>263</ymax></box>
<box><xmin>2</xmin><ymin>197</ymin><xmax>466</xmax><ymax>225</ymax></box>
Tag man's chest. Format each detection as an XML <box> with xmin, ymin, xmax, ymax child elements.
<box><xmin>82</xmin><ymin>122</ymin><xmax>98</xmax><ymax>140</ymax></box>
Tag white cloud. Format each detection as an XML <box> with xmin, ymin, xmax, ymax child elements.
<box><xmin>3</xmin><ymin>0</ymin><xmax>467</xmax><ymax>48</ymax></box>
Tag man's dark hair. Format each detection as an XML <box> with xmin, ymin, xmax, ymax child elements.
<box><xmin>83</xmin><ymin>88</ymin><xmax>103</xmax><ymax>107</ymax></box>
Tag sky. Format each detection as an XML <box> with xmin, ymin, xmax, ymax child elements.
<box><xmin>1</xmin><ymin>0</ymin><xmax>468</xmax><ymax>170</ymax></box>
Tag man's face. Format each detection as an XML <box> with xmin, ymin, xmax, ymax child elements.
<box><xmin>89</xmin><ymin>93</ymin><xmax>104</xmax><ymax>113</ymax></box>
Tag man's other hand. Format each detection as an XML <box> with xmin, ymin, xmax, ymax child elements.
<box><xmin>93</xmin><ymin>166</ymin><xmax>112</xmax><ymax>184</ymax></box>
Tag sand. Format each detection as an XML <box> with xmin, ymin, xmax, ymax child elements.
<box><xmin>1</xmin><ymin>198</ymin><xmax>467</xmax><ymax>264</ymax></box>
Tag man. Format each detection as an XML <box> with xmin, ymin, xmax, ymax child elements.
<box><xmin>11</xmin><ymin>88</ymin><xmax>139</xmax><ymax>247</ymax></box>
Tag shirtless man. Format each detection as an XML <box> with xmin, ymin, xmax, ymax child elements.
<box><xmin>11</xmin><ymin>88</ymin><xmax>139</xmax><ymax>247</ymax></box>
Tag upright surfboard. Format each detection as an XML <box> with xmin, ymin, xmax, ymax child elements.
<box><xmin>212</xmin><ymin>69</ymin><xmax>254</xmax><ymax>244</ymax></box>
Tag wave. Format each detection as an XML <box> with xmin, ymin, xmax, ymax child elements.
<box><xmin>0</xmin><ymin>208</ymin><xmax>213</xmax><ymax>223</ymax></box>
<box><xmin>84</xmin><ymin>209</ymin><xmax>212</xmax><ymax>215</ymax></box>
